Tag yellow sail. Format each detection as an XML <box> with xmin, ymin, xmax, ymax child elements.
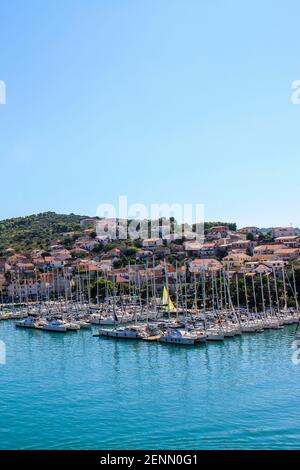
<box><xmin>162</xmin><ymin>287</ymin><xmax>176</xmax><ymax>313</ymax></box>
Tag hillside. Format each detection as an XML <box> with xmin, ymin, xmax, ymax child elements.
<box><xmin>0</xmin><ymin>212</ymin><xmax>238</xmax><ymax>256</ymax></box>
<box><xmin>0</xmin><ymin>212</ymin><xmax>89</xmax><ymax>254</ymax></box>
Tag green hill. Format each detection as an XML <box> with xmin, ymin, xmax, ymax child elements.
<box><xmin>0</xmin><ymin>212</ymin><xmax>89</xmax><ymax>254</ymax></box>
<box><xmin>0</xmin><ymin>211</ymin><xmax>238</xmax><ymax>256</ymax></box>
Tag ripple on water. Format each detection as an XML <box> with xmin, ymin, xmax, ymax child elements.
<box><xmin>0</xmin><ymin>321</ymin><xmax>299</xmax><ymax>449</ymax></box>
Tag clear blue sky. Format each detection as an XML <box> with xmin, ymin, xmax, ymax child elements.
<box><xmin>0</xmin><ymin>0</ymin><xmax>300</xmax><ymax>227</ymax></box>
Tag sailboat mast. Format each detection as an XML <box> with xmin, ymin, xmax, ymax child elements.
<box><xmin>282</xmin><ymin>265</ymin><xmax>288</xmax><ymax>311</ymax></box>
<box><xmin>292</xmin><ymin>264</ymin><xmax>299</xmax><ymax>311</ymax></box>
<box><xmin>260</xmin><ymin>272</ymin><xmax>266</xmax><ymax>316</ymax></box>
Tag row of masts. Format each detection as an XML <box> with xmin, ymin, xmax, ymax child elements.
<box><xmin>2</xmin><ymin>262</ymin><xmax>299</xmax><ymax>322</ymax></box>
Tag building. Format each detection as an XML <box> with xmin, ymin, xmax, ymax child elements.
<box><xmin>253</xmin><ymin>244</ymin><xmax>283</xmax><ymax>255</ymax></box>
<box><xmin>7</xmin><ymin>274</ymin><xmax>72</xmax><ymax>300</ymax></box>
<box><xmin>101</xmin><ymin>248</ymin><xmax>122</xmax><ymax>260</ymax></box>
<box><xmin>226</xmin><ymin>240</ymin><xmax>254</xmax><ymax>252</ymax></box>
<box><xmin>183</xmin><ymin>241</ymin><xmax>203</xmax><ymax>255</ymax></box>
<box><xmin>253</xmin><ymin>263</ymin><xmax>273</xmax><ymax>275</ymax></box>
<box><xmin>189</xmin><ymin>258</ymin><xmax>222</xmax><ymax>273</ymax></box>
<box><xmin>222</xmin><ymin>253</ymin><xmax>252</xmax><ymax>269</ymax></box>
<box><xmin>43</xmin><ymin>257</ymin><xmax>65</xmax><ymax>269</ymax></box>
<box><xmin>78</xmin><ymin>239</ymin><xmax>99</xmax><ymax>252</ymax></box>
<box><xmin>198</xmin><ymin>243</ymin><xmax>217</xmax><ymax>257</ymax></box>
<box><xmin>136</xmin><ymin>249</ymin><xmax>153</xmax><ymax>260</ymax></box>
<box><xmin>274</xmin><ymin>236</ymin><xmax>300</xmax><ymax>248</ymax></box>
<box><xmin>50</xmin><ymin>248</ymin><xmax>72</xmax><ymax>261</ymax></box>
<box><xmin>207</xmin><ymin>226</ymin><xmax>229</xmax><ymax>240</ymax></box>
<box><xmin>271</xmin><ymin>227</ymin><xmax>299</xmax><ymax>238</ymax></box>
<box><xmin>238</xmin><ymin>226</ymin><xmax>261</xmax><ymax>235</ymax></box>
<box><xmin>272</xmin><ymin>248</ymin><xmax>300</xmax><ymax>262</ymax></box>
<box><xmin>142</xmin><ymin>238</ymin><xmax>163</xmax><ymax>249</ymax></box>
<box><xmin>15</xmin><ymin>263</ymin><xmax>35</xmax><ymax>273</ymax></box>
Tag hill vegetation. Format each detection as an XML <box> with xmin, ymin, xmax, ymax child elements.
<box><xmin>0</xmin><ymin>212</ymin><xmax>238</xmax><ymax>256</ymax></box>
<box><xmin>0</xmin><ymin>212</ymin><xmax>87</xmax><ymax>255</ymax></box>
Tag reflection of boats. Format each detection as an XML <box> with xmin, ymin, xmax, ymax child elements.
<box><xmin>295</xmin><ymin>317</ymin><xmax>300</xmax><ymax>340</ymax></box>
<box><xmin>15</xmin><ymin>317</ymin><xmax>36</xmax><ymax>328</ymax></box>
<box><xmin>94</xmin><ymin>325</ymin><xmax>146</xmax><ymax>339</ymax></box>
<box><xmin>42</xmin><ymin>319</ymin><xmax>67</xmax><ymax>333</ymax></box>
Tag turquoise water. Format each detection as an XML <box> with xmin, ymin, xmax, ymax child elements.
<box><xmin>0</xmin><ymin>320</ymin><xmax>299</xmax><ymax>449</ymax></box>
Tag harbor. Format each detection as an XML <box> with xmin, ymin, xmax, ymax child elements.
<box><xmin>1</xmin><ymin>263</ymin><xmax>299</xmax><ymax>345</ymax></box>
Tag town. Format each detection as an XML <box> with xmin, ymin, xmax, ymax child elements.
<box><xmin>0</xmin><ymin>213</ymin><xmax>299</xmax><ymax>343</ymax></box>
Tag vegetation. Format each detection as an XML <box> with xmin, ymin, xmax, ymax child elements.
<box><xmin>0</xmin><ymin>212</ymin><xmax>88</xmax><ymax>254</ymax></box>
<box><xmin>0</xmin><ymin>211</ymin><xmax>238</xmax><ymax>257</ymax></box>
<box><xmin>192</xmin><ymin>222</ymin><xmax>237</xmax><ymax>233</ymax></box>
<box><xmin>204</xmin><ymin>222</ymin><xmax>237</xmax><ymax>232</ymax></box>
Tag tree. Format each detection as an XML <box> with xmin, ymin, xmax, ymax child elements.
<box><xmin>124</xmin><ymin>247</ymin><xmax>138</xmax><ymax>257</ymax></box>
<box><xmin>62</xmin><ymin>236</ymin><xmax>74</xmax><ymax>249</ymax></box>
<box><xmin>246</xmin><ymin>232</ymin><xmax>255</xmax><ymax>241</ymax></box>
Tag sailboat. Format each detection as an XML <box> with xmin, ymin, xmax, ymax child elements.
<box><xmin>162</xmin><ymin>287</ymin><xmax>176</xmax><ymax>315</ymax></box>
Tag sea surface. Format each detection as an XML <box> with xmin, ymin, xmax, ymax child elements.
<box><xmin>0</xmin><ymin>320</ymin><xmax>299</xmax><ymax>450</ymax></box>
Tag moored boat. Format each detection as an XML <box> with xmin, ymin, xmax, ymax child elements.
<box><xmin>95</xmin><ymin>325</ymin><xmax>146</xmax><ymax>339</ymax></box>
<box><xmin>15</xmin><ymin>317</ymin><xmax>36</xmax><ymax>328</ymax></box>
<box><xmin>159</xmin><ymin>328</ymin><xmax>198</xmax><ymax>345</ymax></box>
<box><xmin>42</xmin><ymin>319</ymin><xmax>67</xmax><ymax>333</ymax></box>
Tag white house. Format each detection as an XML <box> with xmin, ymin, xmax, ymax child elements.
<box><xmin>142</xmin><ymin>238</ymin><xmax>163</xmax><ymax>249</ymax></box>
<box><xmin>189</xmin><ymin>258</ymin><xmax>222</xmax><ymax>273</ymax></box>
<box><xmin>271</xmin><ymin>227</ymin><xmax>299</xmax><ymax>238</ymax></box>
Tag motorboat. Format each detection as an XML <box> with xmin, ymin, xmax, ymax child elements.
<box><xmin>77</xmin><ymin>320</ymin><xmax>91</xmax><ymax>329</ymax></box>
<box><xmin>15</xmin><ymin>317</ymin><xmax>36</xmax><ymax>328</ymax></box>
<box><xmin>42</xmin><ymin>319</ymin><xmax>67</xmax><ymax>333</ymax></box>
<box><xmin>95</xmin><ymin>325</ymin><xmax>146</xmax><ymax>339</ymax></box>
<box><xmin>90</xmin><ymin>315</ymin><xmax>119</xmax><ymax>326</ymax></box>
<box><xmin>205</xmin><ymin>328</ymin><xmax>224</xmax><ymax>341</ymax></box>
<box><xmin>159</xmin><ymin>328</ymin><xmax>198</xmax><ymax>345</ymax></box>
<box><xmin>65</xmin><ymin>322</ymin><xmax>80</xmax><ymax>331</ymax></box>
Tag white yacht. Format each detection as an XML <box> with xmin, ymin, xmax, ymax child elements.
<box><xmin>65</xmin><ymin>322</ymin><xmax>80</xmax><ymax>331</ymax></box>
<box><xmin>205</xmin><ymin>328</ymin><xmax>224</xmax><ymax>341</ymax></box>
<box><xmin>241</xmin><ymin>321</ymin><xmax>263</xmax><ymax>333</ymax></box>
<box><xmin>77</xmin><ymin>320</ymin><xmax>91</xmax><ymax>329</ymax></box>
<box><xmin>15</xmin><ymin>317</ymin><xmax>36</xmax><ymax>328</ymax></box>
<box><xmin>90</xmin><ymin>315</ymin><xmax>119</xmax><ymax>325</ymax></box>
<box><xmin>159</xmin><ymin>329</ymin><xmax>198</xmax><ymax>345</ymax></box>
<box><xmin>42</xmin><ymin>319</ymin><xmax>67</xmax><ymax>333</ymax></box>
<box><xmin>95</xmin><ymin>325</ymin><xmax>146</xmax><ymax>339</ymax></box>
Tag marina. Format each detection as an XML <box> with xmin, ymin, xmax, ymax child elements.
<box><xmin>0</xmin><ymin>264</ymin><xmax>299</xmax><ymax>346</ymax></box>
